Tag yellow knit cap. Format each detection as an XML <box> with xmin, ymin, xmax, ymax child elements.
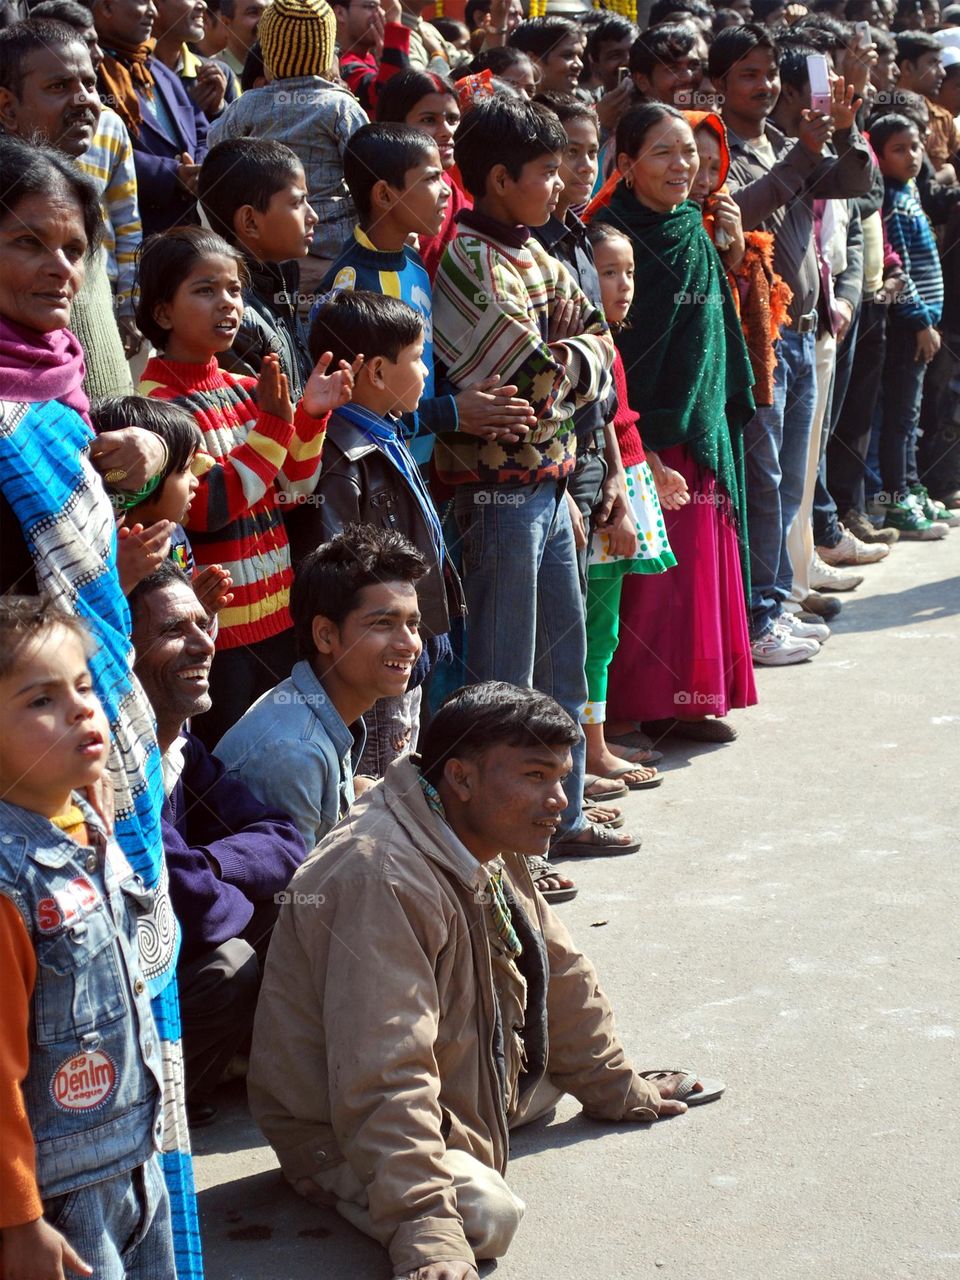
<box><xmin>258</xmin><ymin>0</ymin><xmax>337</xmax><ymax>81</ymax></box>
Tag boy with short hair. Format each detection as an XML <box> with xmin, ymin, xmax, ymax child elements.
<box><xmin>432</xmin><ymin>95</ymin><xmax>639</xmax><ymax>858</ymax></box>
<box><xmin>871</xmin><ymin>113</ymin><xmax>948</xmax><ymax>537</ymax></box>
<box><xmin>318</xmin><ymin>121</ymin><xmax>535</xmax><ymax>464</ymax></box>
<box><xmin>0</xmin><ymin>597</ymin><xmax>174</xmax><ymax>1279</ymax></box>
<box><xmin>895</xmin><ymin>31</ymin><xmax>957</xmax><ymax>181</ymax></box>
<box><xmin>198</xmin><ymin>137</ymin><xmax>317</xmax><ymax>398</ymax></box>
<box><xmin>214</xmin><ymin>524</ymin><xmax>428</xmax><ymax>848</ymax></box>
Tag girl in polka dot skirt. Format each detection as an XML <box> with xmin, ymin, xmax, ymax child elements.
<box><xmin>582</xmin><ymin>222</ymin><xmax>677</xmax><ymax>760</ymax></box>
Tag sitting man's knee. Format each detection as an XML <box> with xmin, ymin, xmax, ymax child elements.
<box><xmin>445</xmin><ymin>1150</ymin><xmax>525</xmax><ymax>1259</ymax></box>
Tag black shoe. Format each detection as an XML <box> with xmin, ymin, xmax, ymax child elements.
<box><xmin>801</xmin><ymin>592</ymin><xmax>842</xmax><ymax>620</ymax></box>
<box><xmin>187</xmin><ymin>1098</ymin><xmax>219</xmax><ymax>1128</ymax></box>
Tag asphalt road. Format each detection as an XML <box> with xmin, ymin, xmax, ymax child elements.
<box><xmin>194</xmin><ymin>530</ymin><xmax>960</xmax><ymax>1280</ymax></box>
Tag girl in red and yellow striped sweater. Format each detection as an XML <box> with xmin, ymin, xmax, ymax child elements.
<box><xmin>136</xmin><ymin>227</ymin><xmax>359</xmax><ymax>745</ymax></box>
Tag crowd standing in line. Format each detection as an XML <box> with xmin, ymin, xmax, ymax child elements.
<box><xmin>0</xmin><ymin>0</ymin><xmax>957</xmax><ymax>1274</ymax></box>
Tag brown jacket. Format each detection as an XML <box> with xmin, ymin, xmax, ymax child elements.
<box><xmin>248</xmin><ymin>757</ymin><xmax>660</xmax><ymax>1274</ymax></box>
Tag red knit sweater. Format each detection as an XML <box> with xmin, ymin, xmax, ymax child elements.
<box><xmin>611</xmin><ymin>348</ymin><xmax>645</xmax><ymax>468</ymax></box>
<box><xmin>140</xmin><ymin>356</ymin><xmax>327</xmax><ymax>650</ymax></box>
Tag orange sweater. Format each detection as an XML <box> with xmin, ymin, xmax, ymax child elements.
<box><xmin>0</xmin><ymin>895</ymin><xmax>41</xmax><ymax>1228</ymax></box>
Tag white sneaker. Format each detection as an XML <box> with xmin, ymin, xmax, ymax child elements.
<box><xmin>751</xmin><ymin>627</ymin><xmax>820</xmax><ymax>666</ymax></box>
<box><xmin>776</xmin><ymin>611</ymin><xmax>830</xmax><ymax>643</ymax></box>
<box><xmin>809</xmin><ymin>553</ymin><xmax>864</xmax><ymax>593</ymax></box>
<box><xmin>816</xmin><ymin>524</ymin><xmax>889</xmax><ymax>565</ymax></box>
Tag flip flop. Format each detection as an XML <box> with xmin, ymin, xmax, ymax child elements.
<box><xmin>611</xmin><ymin>746</ymin><xmax>664</xmax><ymax>766</ymax></box>
<box><xmin>639</xmin><ymin>1069</ymin><xmax>726</xmax><ymax>1106</ymax></box>
<box><xmin>551</xmin><ymin>822</ymin><xmax>642</xmax><ymax>858</ymax></box>
<box><xmin>526</xmin><ymin>855</ymin><xmax>578</xmax><ymax>904</ymax></box>
<box><xmin>598</xmin><ymin>763</ymin><xmax>663</xmax><ymax>791</ymax></box>
<box><xmin>583</xmin><ymin>774</ymin><xmax>628</xmax><ymax>802</ymax></box>
<box><xmin>605</xmin><ymin>727</ymin><xmax>655</xmax><ymax>751</ymax></box>
<box><xmin>643</xmin><ymin>718</ymin><xmax>738</xmax><ymax>744</ymax></box>
<box><xmin>584</xmin><ymin>805</ymin><xmax>625</xmax><ymax>828</ymax></box>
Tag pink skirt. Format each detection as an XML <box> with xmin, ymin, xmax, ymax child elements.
<box><xmin>607</xmin><ymin>445</ymin><xmax>757</xmax><ymax>722</ymax></box>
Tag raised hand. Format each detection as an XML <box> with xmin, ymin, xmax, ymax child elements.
<box><xmin>301</xmin><ymin>351</ymin><xmax>363</xmax><ymax>418</ymax></box>
<box><xmin>116</xmin><ymin>519</ymin><xmax>174</xmax><ymax>594</ymax></box>
<box><xmin>256</xmin><ymin>352</ymin><xmax>294</xmax><ymax>423</ymax></box>
<box><xmin>192</xmin><ymin>563</ymin><xmax>234</xmax><ymax>616</ymax></box>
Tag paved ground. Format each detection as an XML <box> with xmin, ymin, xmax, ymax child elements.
<box><xmin>194</xmin><ymin>531</ymin><xmax>960</xmax><ymax>1280</ymax></box>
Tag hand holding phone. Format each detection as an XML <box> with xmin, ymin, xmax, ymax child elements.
<box><xmin>807</xmin><ymin>52</ymin><xmax>832</xmax><ymax>115</ymax></box>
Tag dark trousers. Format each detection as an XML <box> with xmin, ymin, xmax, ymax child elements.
<box><xmin>813</xmin><ymin>306</ymin><xmax>860</xmax><ymax>546</ymax></box>
<box><xmin>178</xmin><ymin>899</ymin><xmax>279</xmax><ymax>1099</ymax></box>
<box><xmin>880</xmin><ymin>318</ymin><xmax>928</xmax><ymax>501</ymax></box>
<box><xmin>827</xmin><ymin>298</ymin><xmax>888</xmax><ymax>514</ymax></box>
<box><xmin>192</xmin><ymin>627</ymin><xmax>296</xmax><ymax>750</ymax></box>
<box><xmin>566</xmin><ymin>446</ymin><xmax>607</xmax><ymax>599</ymax></box>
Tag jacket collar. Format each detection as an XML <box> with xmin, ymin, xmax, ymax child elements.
<box><xmin>290</xmin><ymin>660</ymin><xmax>356</xmax><ymax>755</ymax></box>
<box><xmin>0</xmin><ymin>794</ymin><xmax>103</xmax><ymax>870</ymax></box>
<box><xmin>534</xmin><ymin>209</ymin><xmax>587</xmax><ymax>252</ymax></box>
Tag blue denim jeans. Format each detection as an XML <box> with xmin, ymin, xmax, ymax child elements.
<box><xmin>813</xmin><ymin>305</ymin><xmax>860</xmax><ymax>548</ymax></box>
<box><xmin>880</xmin><ymin>318</ymin><xmax>928</xmax><ymax>500</ymax></box>
<box><xmin>42</xmin><ymin>1154</ymin><xmax>174</xmax><ymax>1280</ymax></box>
<box><xmin>454</xmin><ymin>479</ymin><xmax>587</xmax><ymax>837</ymax></box>
<box><xmin>744</xmin><ymin>329</ymin><xmax>817</xmax><ymax>637</ymax></box>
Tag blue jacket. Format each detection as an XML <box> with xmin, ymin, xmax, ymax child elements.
<box><xmin>0</xmin><ymin>797</ymin><xmax>164</xmax><ymax>1199</ymax></box>
<box><xmin>214</xmin><ymin>660</ymin><xmax>364</xmax><ymax>850</ymax></box>
<box><xmin>883</xmin><ymin>177</ymin><xmax>944</xmax><ymax>331</ymax></box>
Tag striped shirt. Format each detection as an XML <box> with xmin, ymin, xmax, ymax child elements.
<box><xmin>140</xmin><ymin>355</ymin><xmax>328</xmax><ymax>649</ymax></box>
<box><xmin>882</xmin><ymin>177</ymin><xmax>944</xmax><ymax>330</ymax></box>
<box><xmin>78</xmin><ymin>107</ymin><xmax>142</xmax><ymax>319</ymax></box>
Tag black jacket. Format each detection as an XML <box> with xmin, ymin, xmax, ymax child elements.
<box><xmin>218</xmin><ymin>257</ymin><xmax>313</xmax><ymax>400</ymax></box>
<box><xmin>286</xmin><ymin>410</ymin><xmax>465</xmax><ymax>639</ymax></box>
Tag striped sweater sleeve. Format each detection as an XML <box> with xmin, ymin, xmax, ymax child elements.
<box><xmin>883</xmin><ymin>191</ymin><xmax>943</xmax><ymax>331</ymax></box>
<box><xmin>103</xmin><ymin>117</ymin><xmax>142</xmax><ymax>320</ymax></box>
<box><xmin>276</xmin><ymin>402</ymin><xmax>329</xmax><ymax>500</ymax></box>
<box><xmin>340</xmin><ymin>22</ymin><xmax>410</xmax><ymax>114</ymax></box>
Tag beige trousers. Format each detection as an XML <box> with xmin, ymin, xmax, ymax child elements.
<box><xmin>786</xmin><ymin>331</ymin><xmax>838</xmax><ymax>606</ymax></box>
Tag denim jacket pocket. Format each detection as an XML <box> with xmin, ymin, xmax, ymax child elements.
<box><xmin>34</xmin><ymin>906</ymin><xmax>127</xmax><ymax>1045</ymax></box>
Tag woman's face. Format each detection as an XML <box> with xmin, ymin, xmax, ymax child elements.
<box><xmin>618</xmin><ymin>116</ymin><xmax>699</xmax><ymax>214</ymax></box>
<box><xmin>0</xmin><ymin>190</ymin><xmax>87</xmax><ymax>333</ymax></box>
<box><xmin>690</xmin><ymin>126</ymin><xmax>722</xmax><ymax>204</ymax></box>
<box><xmin>406</xmin><ymin>93</ymin><xmax>461</xmax><ymax>170</ymax></box>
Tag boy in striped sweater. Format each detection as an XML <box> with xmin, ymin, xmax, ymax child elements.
<box><xmin>872</xmin><ymin>114</ymin><xmax>948</xmax><ymax>539</ymax></box>
<box><xmin>136</xmin><ymin>226</ymin><xmax>359</xmax><ymax>745</ymax></box>
<box><xmin>433</xmin><ymin>96</ymin><xmax>638</xmax><ymax>858</ymax></box>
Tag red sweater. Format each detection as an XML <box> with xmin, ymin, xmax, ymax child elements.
<box><xmin>419</xmin><ymin>174</ymin><xmax>471</xmax><ymax>283</ymax></box>
<box><xmin>611</xmin><ymin>348</ymin><xmax>645</xmax><ymax>468</ymax></box>
<box><xmin>140</xmin><ymin>356</ymin><xmax>327</xmax><ymax>650</ymax></box>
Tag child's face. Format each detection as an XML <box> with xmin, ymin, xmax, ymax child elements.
<box><xmin>716</xmin><ymin>47</ymin><xmax>781</xmax><ymax>125</ymax></box>
<box><xmin>246</xmin><ymin>167</ymin><xmax>319</xmax><ymax>262</ymax></box>
<box><xmin>405</xmin><ymin>92</ymin><xmax>461</xmax><ymax>170</ymax></box>
<box><xmin>0</xmin><ymin>627</ymin><xmax>109</xmax><ymax>818</ymax></box>
<box><xmin>375</xmin><ymin>333</ymin><xmax>428</xmax><ymax>415</ymax></box>
<box><xmin>313</xmin><ymin>580</ymin><xmax>422</xmax><ymax>705</ymax></box>
<box><xmin>536</xmin><ymin>33</ymin><xmax>585</xmax><ymax>93</ymax></box>
<box><xmin>137</xmin><ymin>455</ymin><xmax>200</xmax><ymax>526</ymax></box>
<box><xmin>558</xmin><ymin>117</ymin><xmax>600</xmax><ymax>211</ymax></box>
<box><xmin>495</xmin><ymin>152</ymin><xmax>565</xmax><ymax>227</ymax></box>
<box><xmin>878</xmin><ymin>124</ymin><xmax>924</xmax><ymax>181</ymax></box>
<box><xmin>593</xmin><ymin>233</ymin><xmax>635</xmax><ymax>325</ymax></box>
<box><xmin>154</xmin><ymin>253</ymin><xmax>245</xmax><ymax>360</ymax></box>
<box><xmin>691</xmin><ymin>127</ymin><xmax>723</xmax><ymax>204</ymax></box>
<box><xmin>618</xmin><ymin>117</ymin><xmax>699</xmax><ymax>214</ymax></box>
<box><xmin>498</xmin><ymin>54</ymin><xmax>538</xmax><ymax>98</ymax></box>
<box><xmin>390</xmin><ymin>150</ymin><xmax>451</xmax><ymax>238</ymax></box>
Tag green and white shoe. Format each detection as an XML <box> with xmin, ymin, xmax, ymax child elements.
<box><xmin>909</xmin><ymin>484</ymin><xmax>960</xmax><ymax>527</ymax></box>
<box><xmin>883</xmin><ymin>498</ymin><xmax>949</xmax><ymax>540</ymax></box>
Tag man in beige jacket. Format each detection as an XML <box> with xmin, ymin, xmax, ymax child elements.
<box><xmin>248</xmin><ymin>681</ymin><xmax>722</xmax><ymax>1279</ymax></box>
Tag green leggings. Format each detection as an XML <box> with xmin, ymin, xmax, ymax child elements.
<box><xmin>583</xmin><ymin>573</ymin><xmax>625</xmax><ymax>724</ymax></box>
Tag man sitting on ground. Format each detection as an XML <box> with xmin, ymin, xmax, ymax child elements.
<box><xmin>248</xmin><ymin>681</ymin><xmax>724</xmax><ymax>1279</ymax></box>
<box><xmin>130</xmin><ymin>563</ymin><xmax>306</xmax><ymax>1124</ymax></box>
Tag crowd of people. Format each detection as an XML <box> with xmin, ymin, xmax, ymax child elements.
<box><xmin>0</xmin><ymin>0</ymin><xmax>957</xmax><ymax>1273</ymax></box>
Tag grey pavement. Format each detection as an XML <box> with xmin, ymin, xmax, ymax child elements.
<box><xmin>194</xmin><ymin>531</ymin><xmax>960</xmax><ymax>1280</ymax></box>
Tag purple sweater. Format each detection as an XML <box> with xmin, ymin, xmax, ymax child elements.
<box><xmin>162</xmin><ymin>732</ymin><xmax>306</xmax><ymax>964</ymax></box>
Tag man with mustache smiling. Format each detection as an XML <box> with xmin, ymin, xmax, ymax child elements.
<box><xmin>129</xmin><ymin>561</ymin><xmax>306</xmax><ymax>1125</ymax></box>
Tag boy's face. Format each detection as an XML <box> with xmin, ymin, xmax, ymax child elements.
<box><xmin>374</xmin><ymin>333</ymin><xmax>429</xmax><ymax>414</ymax></box>
<box><xmin>154</xmin><ymin>253</ymin><xmax>244</xmax><ymax>358</ymax></box>
<box><xmin>243</xmin><ymin>167</ymin><xmax>318</xmax><ymax>261</ymax></box>
<box><xmin>878</xmin><ymin>123</ymin><xmax>924</xmax><ymax>181</ymax></box>
<box><xmin>495</xmin><ymin>152</ymin><xmax>565</xmax><ymax>227</ymax></box>
<box><xmin>691</xmin><ymin>126</ymin><xmax>723</xmax><ymax>203</ymax></box>
<box><xmin>389</xmin><ymin>150</ymin><xmax>450</xmax><ymax>238</ymax></box>
<box><xmin>313</xmin><ymin>580</ymin><xmax>422</xmax><ymax>707</ymax></box>
<box><xmin>536</xmin><ymin>33</ymin><xmax>585</xmax><ymax>93</ymax></box>
<box><xmin>0</xmin><ymin>627</ymin><xmax>109</xmax><ymax>818</ymax></box>
<box><xmin>558</xmin><ymin>117</ymin><xmax>600</xmax><ymax>211</ymax></box>
<box><xmin>716</xmin><ymin>46</ymin><xmax>781</xmax><ymax>125</ymax></box>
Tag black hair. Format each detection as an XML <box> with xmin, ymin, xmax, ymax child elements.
<box><xmin>91</xmin><ymin>396</ymin><xmax>202</xmax><ymax>482</ymax></box>
<box><xmin>219</xmin><ymin>0</ymin><xmax>236</xmax><ymax>17</ymax></box>
<box><xmin>375</xmin><ymin>68</ymin><xmax>457</xmax><ymax>123</ymax></box>
<box><xmin>615</xmin><ymin>101</ymin><xmax>687</xmax><ymax>159</ymax></box>
<box><xmin>586</xmin><ymin>13</ymin><xmax>638</xmax><ymax>59</ymax></box>
<box><xmin>810</xmin><ymin>0</ymin><xmax>847</xmax><ymax>13</ymax></box>
<box><xmin>532</xmin><ymin>89</ymin><xmax>598</xmax><ymax>129</ymax></box>
<box><xmin>629</xmin><ymin>22</ymin><xmax>698</xmax><ymax>77</ymax></box>
<box><xmin>135</xmin><ymin>227</ymin><xmax>249</xmax><ymax>351</ymax></box>
<box><xmin>648</xmin><ymin>0</ymin><xmax>713</xmax><ymax>26</ymax></box>
<box><xmin>420</xmin><ymin>681</ymin><xmax>580</xmax><ymax>787</ymax></box>
<box><xmin>751</xmin><ymin>0</ymin><xmax>788</xmax><ymax>20</ymax></box>
<box><xmin>508</xmin><ymin>16</ymin><xmax>581</xmax><ymax>60</ymax></box>
<box><xmin>895</xmin><ymin>29</ymin><xmax>942</xmax><ymax>61</ymax></box>
<box><xmin>871</xmin><ymin>26</ymin><xmax>896</xmax><ymax>54</ymax></box>
<box><xmin>127</xmin><ymin>561</ymin><xmax>195</xmax><ymax>627</ymax></box>
<box><xmin>777</xmin><ymin>42</ymin><xmax>821</xmax><ymax>88</ymax></box>
<box><xmin>240</xmin><ymin>40</ymin><xmax>264</xmax><ymax>91</ymax></box>
<box><xmin>291</xmin><ymin>524</ymin><xmax>427</xmax><ymax>657</ymax></box>
<box><xmin>794</xmin><ymin>11</ymin><xmax>853</xmax><ymax>47</ymax></box>
<box><xmin>713</xmin><ymin>8</ymin><xmax>745</xmax><ymax>35</ymax></box>
<box><xmin>342</xmin><ymin>122</ymin><xmax>439</xmax><ymax>219</ymax></box>
<box><xmin>0</xmin><ymin>135</ymin><xmax>102</xmax><ymax>256</ymax></box>
<box><xmin>432</xmin><ymin>16</ymin><xmax>469</xmax><ymax>44</ymax></box>
<box><xmin>198</xmin><ymin>138</ymin><xmax>304</xmax><ymax>243</ymax></box>
<box><xmin>0</xmin><ymin>18</ymin><xmax>89</xmax><ymax>98</ymax></box>
<box><xmin>28</xmin><ymin>0</ymin><xmax>95</xmax><ymax>29</ymax></box>
<box><xmin>0</xmin><ymin>595</ymin><xmax>92</xmax><ymax>681</ymax></box>
<box><xmin>470</xmin><ymin>44</ymin><xmax>534</xmax><ymax>77</ymax></box>
<box><xmin>708</xmin><ymin>21</ymin><xmax>781</xmax><ymax>79</ymax></box>
<box><xmin>308</xmin><ymin>288</ymin><xmax>423</xmax><ymax>368</ymax></box>
<box><xmin>464</xmin><ymin>0</ymin><xmax>491</xmax><ymax>29</ymax></box>
<box><xmin>453</xmin><ymin>94</ymin><xmax>566</xmax><ymax>199</ymax></box>
<box><xmin>867</xmin><ymin>110</ymin><xmax>920</xmax><ymax>152</ymax></box>
<box><xmin>868</xmin><ymin>88</ymin><xmax>928</xmax><ymax>125</ymax></box>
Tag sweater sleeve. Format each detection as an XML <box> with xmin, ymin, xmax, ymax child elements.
<box><xmin>103</xmin><ymin>120</ymin><xmax>142</xmax><ymax>320</ymax></box>
<box><xmin>0</xmin><ymin>895</ymin><xmax>41</xmax><ymax>1230</ymax></box>
<box><xmin>276</xmin><ymin>403</ymin><xmax>329</xmax><ymax>501</ymax></box>
<box><xmin>340</xmin><ymin>22</ymin><xmax>410</xmax><ymax>114</ymax></box>
<box><xmin>728</xmin><ymin>142</ymin><xmax>819</xmax><ymax>230</ymax></box>
<box><xmin>883</xmin><ymin>203</ymin><xmax>935</xmax><ymax>330</ymax></box>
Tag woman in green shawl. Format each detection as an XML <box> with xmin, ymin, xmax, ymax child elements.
<box><xmin>591</xmin><ymin>103</ymin><xmax>758</xmax><ymax>742</ymax></box>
